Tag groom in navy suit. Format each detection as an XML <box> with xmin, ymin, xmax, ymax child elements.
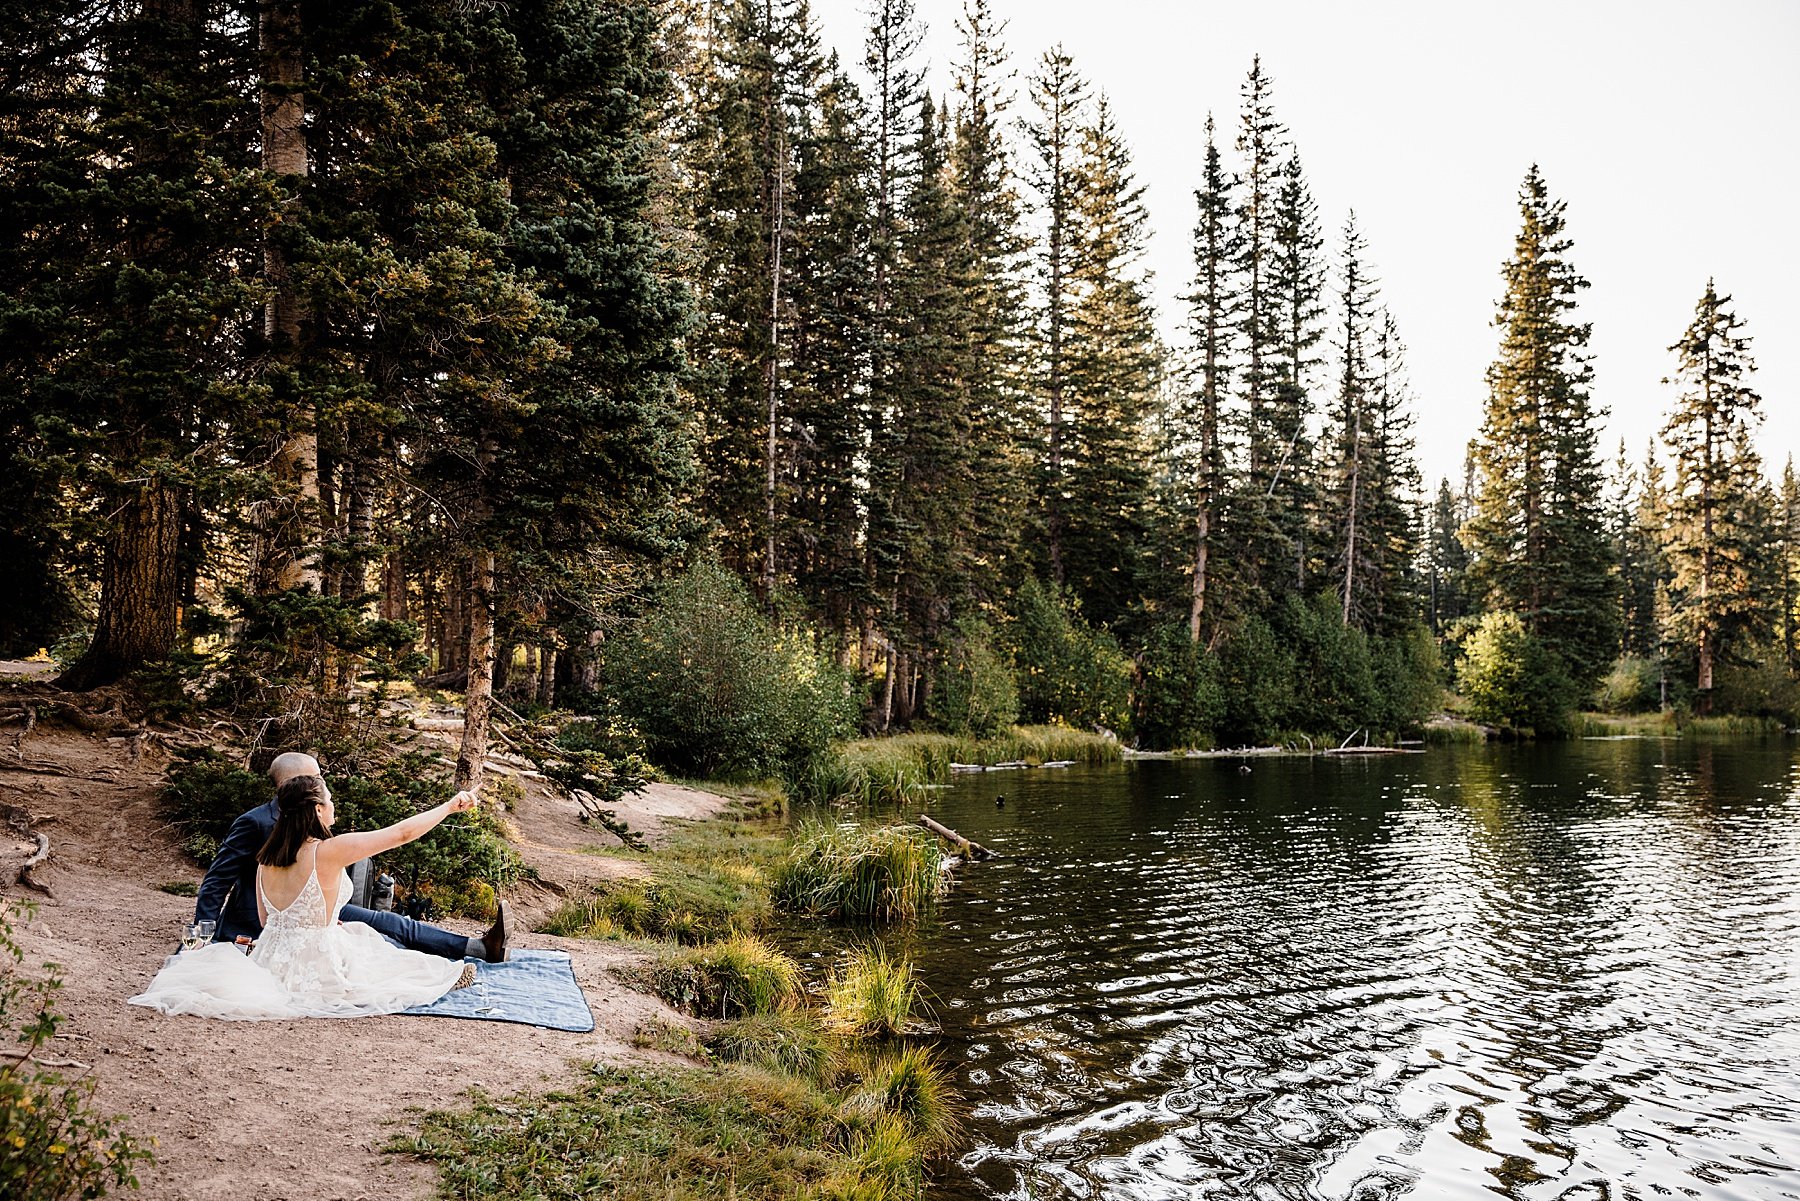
<box><xmin>194</xmin><ymin>751</ymin><xmax>510</xmax><ymax>962</ymax></box>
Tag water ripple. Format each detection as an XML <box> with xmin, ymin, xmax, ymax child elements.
<box><xmin>911</xmin><ymin>740</ymin><xmax>1800</xmax><ymax>1200</ymax></box>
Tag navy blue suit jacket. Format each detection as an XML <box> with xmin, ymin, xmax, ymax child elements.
<box><xmin>193</xmin><ymin>799</ymin><xmax>279</xmax><ymax>943</ymax></box>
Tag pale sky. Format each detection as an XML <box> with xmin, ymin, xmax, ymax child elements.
<box><xmin>812</xmin><ymin>0</ymin><xmax>1800</xmax><ymax>487</ymax></box>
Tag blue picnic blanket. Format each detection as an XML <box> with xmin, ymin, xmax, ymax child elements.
<box><xmin>401</xmin><ymin>948</ymin><xmax>594</xmax><ymax>1032</ymax></box>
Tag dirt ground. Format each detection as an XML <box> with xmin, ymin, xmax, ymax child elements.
<box><xmin>0</xmin><ymin>682</ymin><xmax>727</xmax><ymax>1201</ymax></box>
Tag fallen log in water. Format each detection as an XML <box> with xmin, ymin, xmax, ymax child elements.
<box><xmin>916</xmin><ymin>814</ymin><xmax>999</xmax><ymax>861</ymax></box>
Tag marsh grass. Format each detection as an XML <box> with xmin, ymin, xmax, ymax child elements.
<box><xmin>1421</xmin><ymin>718</ymin><xmax>1489</xmax><ymax>744</ymax></box>
<box><xmin>841</xmin><ymin>1045</ymin><xmax>961</xmax><ymax>1153</ymax></box>
<box><xmin>707</xmin><ymin>1010</ymin><xmax>834</xmax><ymax>1083</ymax></box>
<box><xmin>772</xmin><ymin>822</ymin><xmax>944</xmax><ymax>922</ymax></box>
<box><xmin>796</xmin><ymin>724</ymin><xmax>1120</xmax><ymax>805</ymax></box>
<box><xmin>653</xmin><ymin>934</ymin><xmax>804</xmax><ymax>1018</ymax></box>
<box><xmin>397</xmin><ymin>1063</ymin><xmax>925</xmax><ymax>1201</ymax></box>
<box><xmin>823</xmin><ymin>944</ymin><xmax>922</xmax><ymax>1040</ymax></box>
<box><xmin>540</xmin><ymin>860</ymin><xmax>770</xmax><ymax>944</ymax></box>
<box><xmin>1571</xmin><ymin>711</ymin><xmax>1785</xmax><ymax>737</ymax></box>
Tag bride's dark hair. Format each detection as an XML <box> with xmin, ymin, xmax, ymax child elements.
<box><xmin>257</xmin><ymin>775</ymin><xmax>332</xmax><ymax>867</ymax></box>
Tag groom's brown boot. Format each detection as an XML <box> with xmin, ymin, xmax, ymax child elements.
<box><xmin>479</xmin><ymin>900</ymin><xmax>512</xmax><ymax>962</ymax></box>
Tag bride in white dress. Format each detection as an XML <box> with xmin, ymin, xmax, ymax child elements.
<box><xmin>130</xmin><ymin>775</ymin><xmax>482</xmax><ymax>1020</ymax></box>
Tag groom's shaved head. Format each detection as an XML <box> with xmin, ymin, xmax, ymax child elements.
<box><xmin>268</xmin><ymin>752</ymin><xmax>321</xmax><ymax>788</ymax></box>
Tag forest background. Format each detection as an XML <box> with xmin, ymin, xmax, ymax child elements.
<box><xmin>3</xmin><ymin>0</ymin><xmax>1796</xmax><ymax>798</ymax></box>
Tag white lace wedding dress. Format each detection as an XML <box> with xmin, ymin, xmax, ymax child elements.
<box><xmin>129</xmin><ymin>846</ymin><xmax>466</xmax><ymax>1020</ymax></box>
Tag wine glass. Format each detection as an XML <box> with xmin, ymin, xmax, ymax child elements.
<box><xmin>182</xmin><ymin>920</ymin><xmax>216</xmax><ymax>951</ymax></box>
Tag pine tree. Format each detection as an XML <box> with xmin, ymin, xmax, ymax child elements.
<box><xmin>783</xmin><ymin>53</ymin><xmax>874</xmax><ymax>645</ymax></box>
<box><xmin>1424</xmin><ymin>478</ymin><xmax>1469</xmax><ymax>635</ymax></box>
<box><xmin>1182</xmin><ymin>113</ymin><xmax>1240</xmax><ymax>642</ymax></box>
<box><xmin>21</xmin><ymin>0</ymin><xmax>264</xmax><ymax>689</ymax></box>
<box><xmin>1466</xmin><ymin>165</ymin><xmax>1616</xmax><ymax>692</ymax></box>
<box><xmin>1323</xmin><ymin>212</ymin><xmax>1379</xmax><ymax>629</ymax></box>
<box><xmin>1023</xmin><ymin>44</ymin><xmax>1088</xmax><ymax>585</ymax></box>
<box><xmin>867</xmin><ymin>96</ymin><xmax>979</xmax><ymax>725</ymax></box>
<box><xmin>1267</xmin><ymin>151</ymin><xmax>1327</xmax><ymax>591</ymax></box>
<box><xmin>947</xmin><ymin>0</ymin><xmax>1028</xmax><ymax>605</ymax></box>
<box><xmin>1364</xmin><ymin>307</ymin><xmax>1422</xmax><ymax>632</ymax></box>
<box><xmin>1780</xmin><ymin>458</ymin><xmax>1800</xmax><ymax>673</ymax></box>
<box><xmin>1061</xmin><ymin>94</ymin><xmax>1161</xmax><ymax>631</ymax></box>
<box><xmin>1660</xmin><ymin>281</ymin><xmax>1767</xmax><ymax>708</ymax></box>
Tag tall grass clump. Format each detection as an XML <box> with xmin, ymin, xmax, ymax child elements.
<box><xmin>824</xmin><ymin>944</ymin><xmax>922</xmax><ymax>1040</ymax></box>
<box><xmin>707</xmin><ymin>1011</ymin><xmax>833</xmax><ymax>1083</ymax></box>
<box><xmin>793</xmin><ymin>725</ymin><xmax>1121</xmax><ymax>806</ymax></box>
<box><xmin>772</xmin><ymin>822</ymin><xmax>943</xmax><ymax>922</ymax></box>
<box><xmin>653</xmin><ymin>934</ymin><xmax>803</xmax><ymax>1018</ymax></box>
<box><xmin>841</xmin><ymin>1045</ymin><xmax>961</xmax><ymax>1153</ymax></box>
<box><xmin>540</xmin><ymin>861</ymin><xmax>769</xmax><ymax>944</ymax></box>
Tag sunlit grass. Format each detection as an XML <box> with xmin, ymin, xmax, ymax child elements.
<box><xmin>840</xmin><ymin>1045</ymin><xmax>961</xmax><ymax>1154</ymax></box>
<box><xmin>772</xmin><ymin>821</ymin><xmax>944</xmax><ymax>923</ymax></box>
<box><xmin>707</xmin><ymin>1010</ymin><xmax>834</xmax><ymax>1083</ymax></box>
<box><xmin>653</xmin><ymin>934</ymin><xmax>805</xmax><ymax>1018</ymax></box>
<box><xmin>1571</xmin><ymin>711</ymin><xmax>1786</xmax><ymax>737</ymax></box>
<box><xmin>822</xmin><ymin>944</ymin><xmax>923</xmax><ymax>1041</ymax></box>
<box><xmin>397</xmin><ymin>1063</ymin><xmax>927</xmax><ymax>1201</ymax></box>
<box><xmin>794</xmin><ymin>724</ymin><xmax>1120</xmax><ymax>805</ymax></box>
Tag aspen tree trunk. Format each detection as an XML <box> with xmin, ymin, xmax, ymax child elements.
<box><xmin>761</xmin><ymin>32</ymin><xmax>786</xmax><ymax>606</ymax></box>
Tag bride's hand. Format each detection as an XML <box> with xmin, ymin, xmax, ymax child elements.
<box><xmin>450</xmin><ymin>789</ymin><xmax>481</xmax><ymax>813</ymax></box>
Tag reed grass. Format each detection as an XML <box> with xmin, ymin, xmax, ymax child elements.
<box><xmin>540</xmin><ymin>859</ymin><xmax>770</xmax><ymax>945</ymax></box>
<box><xmin>707</xmin><ymin>1010</ymin><xmax>834</xmax><ymax>1083</ymax></box>
<box><xmin>1420</xmin><ymin>718</ymin><xmax>1490</xmax><ymax>744</ymax></box>
<box><xmin>1570</xmin><ymin>711</ymin><xmax>1785</xmax><ymax>737</ymax></box>
<box><xmin>772</xmin><ymin>821</ymin><xmax>944</xmax><ymax>922</ymax></box>
<box><xmin>796</xmin><ymin>723</ymin><xmax>1121</xmax><ymax>806</ymax></box>
<box><xmin>823</xmin><ymin>944</ymin><xmax>922</xmax><ymax>1040</ymax></box>
<box><xmin>653</xmin><ymin>934</ymin><xmax>804</xmax><ymax>1018</ymax></box>
<box><xmin>841</xmin><ymin>1045</ymin><xmax>962</xmax><ymax>1154</ymax></box>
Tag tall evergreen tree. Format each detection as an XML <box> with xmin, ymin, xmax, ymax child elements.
<box><xmin>1424</xmin><ymin>478</ymin><xmax>1469</xmax><ymax>635</ymax></box>
<box><xmin>1660</xmin><ymin>281</ymin><xmax>1766</xmax><ymax>707</ymax></box>
<box><xmin>1466</xmin><ymin>165</ymin><xmax>1616</xmax><ymax>691</ymax></box>
<box><xmin>1061</xmin><ymin>94</ymin><xmax>1160</xmax><ymax>630</ymax></box>
<box><xmin>1182</xmin><ymin>113</ymin><xmax>1240</xmax><ymax>642</ymax></box>
<box><xmin>1323</xmin><ymin>213</ymin><xmax>1379</xmax><ymax>629</ymax></box>
<box><xmin>1267</xmin><ymin>151</ymin><xmax>1327</xmax><ymax>591</ymax></box>
<box><xmin>1023</xmin><ymin>44</ymin><xmax>1088</xmax><ymax>585</ymax></box>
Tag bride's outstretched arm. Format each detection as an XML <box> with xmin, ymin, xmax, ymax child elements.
<box><xmin>317</xmin><ymin>790</ymin><xmax>480</xmax><ymax>873</ymax></box>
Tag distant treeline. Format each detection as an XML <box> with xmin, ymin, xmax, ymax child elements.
<box><xmin>1</xmin><ymin>0</ymin><xmax>1788</xmax><ymax>766</ymax></box>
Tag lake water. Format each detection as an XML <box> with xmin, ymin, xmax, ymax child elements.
<box><xmin>900</xmin><ymin>739</ymin><xmax>1800</xmax><ymax>1200</ymax></box>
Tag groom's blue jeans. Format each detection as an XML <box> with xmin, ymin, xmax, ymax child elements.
<box><xmin>339</xmin><ymin>905</ymin><xmax>470</xmax><ymax>960</ymax></box>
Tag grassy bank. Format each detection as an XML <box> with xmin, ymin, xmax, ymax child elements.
<box><xmin>461</xmin><ymin>808</ymin><xmax>956</xmax><ymax>1199</ymax></box>
<box><xmin>397</xmin><ymin>1056</ymin><xmax>953</xmax><ymax>1200</ymax></box>
<box><xmin>1571</xmin><ymin>711</ymin><xmax>1788</xmax><ymax>737</ymax></box>
<box><xmin>795</xmin><ymin>724</ymin><xmax>1121</xmax><ymax>806</ymax></box>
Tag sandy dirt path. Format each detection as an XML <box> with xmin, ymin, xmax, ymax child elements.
<box><xmin>0</xmin><ymin>705</ymin><xmax>725</xmax><ymax>1201</ymax></box>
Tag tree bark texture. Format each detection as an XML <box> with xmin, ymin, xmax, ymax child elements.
<box><xmin>455</xmin><ymin>551</ymin><xmax>496</xmax><ymax>791</ymax></box>
<box><xmin>58</xmin><ymin>481</ymin><xmax>184</xmax><ymax>690</ymax></box>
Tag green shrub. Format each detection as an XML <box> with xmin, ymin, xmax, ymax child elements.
<box><xmin>841</xmin><ymin>1045</ymin><xmax>960</xmax><ymax>1152</ymax></box>
<box><xmin>328</xmin><ymin>753</ymin><xmax>521</xmax><ymax>914</ymax></box>
<box><xmin>1133</xmin><ymin>623</ymin><xmax>1224</xmax><ymax>750</ymax></box>
<box><xmin>161</xmin><ymin>746</ymin><xmax>272</xmax><ymax>864</ymax></box>
<box><xmin>1596</xmin><ymin>656</ymin><xmax>1662</xmax><ymax>714</ymax></box>
<box><xmin>653</xmin><ymin>935</ymin><xmax>804</xmax><ymax>1018</ymax></box>
<box><xmin>1711</xmin><ymin>653</ymin><xmax>1798</xmax><ymax>719</ymax></box>
<box><xmin>1</xmin><ymin>904</ymin><xmax>154</xmax><ymax>1201</ymax></box>
<box><xmin>824</xmin><ymin>944</ymin><xmax>921</xmax><ymax>1040</ymax></box>
<box><xmin>1005</xmin><ymin>577</ymin><xmax>1133</xmax><ymax>734</ymax></box>
<box><xmin>1216</xmin><ymin>613</ymin><xmax>1295</xmax><ymax>744</ymax></box>
<box><xmin>708</xmin><ymin>1011</ymin><xmax>833</xmax><ymax>1082</ymax></box>
<box><xmin>1459</xmin><ymin>611</ymin><xmax>1576</xmax><ymax>734</ymax></box>
<box><xmin>926</xmin><ymin>616</ymin><xmax>1018</xmax><ymax>737</ymax></box>
<box><xmin>1281</xmin><ymin>594</ymin><xmax>1378</xmax><ymax>738</ymax></box>
<box><xmin>1371</xmin><ymin>624</ymin><xmax>1442</xmax><ymax>732</ymax></box>
<box><xmin>603</xmin><ymin>561</ymin><xmax>857</xmax><ymax>780</ymax></box>
<box><xmin>772</xmin><ymin>823</ymin><xmax>943</xmax><ymax>922</ymax></box>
